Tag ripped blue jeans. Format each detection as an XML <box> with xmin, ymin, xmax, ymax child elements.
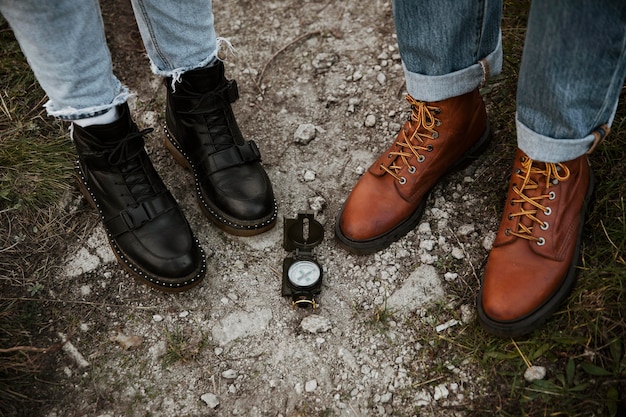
<box><xmin>393</xmin><ymin>0</ymin><xmax>626</xmax><ymax>162</ymax></box>
<box><xmin>0</xmin><ymin>0</ymin><xmax>220</xmax><ymax>120</ymax></box>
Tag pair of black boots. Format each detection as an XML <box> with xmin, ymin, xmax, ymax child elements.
<box><xmin>73</xmin><ymin>62</ymin><xmax>276</xmax><ymax>292</ymax></box>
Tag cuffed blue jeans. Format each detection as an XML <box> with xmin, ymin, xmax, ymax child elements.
<box><xmin>393</xmin><ymin>0</ymin><xmax>626</xmax><ymax>163</ymax></box>
<box><xmin>0</xmin><ymin>0</ymin><xmax>219</xmax><ymax>120</ymax></box>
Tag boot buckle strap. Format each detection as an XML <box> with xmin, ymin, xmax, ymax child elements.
<box><xmin>200</xmin><ymin>140</ymin><xmax>261</xmax><ymax>175</ymax></box>
<box><xmin>106</xmin><ymin>194</ymin><xmax>171</xmax><ymax>236</ymax></box>
<box><xmin>224</xmin><ymin>80</ymin><xmax>239</xmax><ymax>103</ymax></box>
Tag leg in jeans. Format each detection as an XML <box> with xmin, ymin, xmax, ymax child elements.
<box><xmin>131</xmin><ymin>0</ymin><xmax>278</xmax><ymax>235</ymax></box>
<box><xmin>479</xmin><ymin>0</ymin><xmax>626</xmax><ymax>336</ymax></box>
<box><xmin>335</xmin><ymin>0</ymin><xmax>502</xmax><ymax>254</ymax></box>
<box><xmin>0</xmin><ymin>0</ymin><xmax>206</xmax><ymax>291</ymax></box>
<box><xmin>0</xmin><ymin>0</ymin><xmax>128</xmax><ymax>119</ymax></box>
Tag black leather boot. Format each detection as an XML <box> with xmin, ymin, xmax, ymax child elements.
<box><xmin>164</xmin><ymin>61</ymin><xmax>277</xmax><ymax>236</ymax></box>
<box><xmin>73</xmin><ymin>103</ymin><xmax>206</xmax><ymax>292</ymax></box>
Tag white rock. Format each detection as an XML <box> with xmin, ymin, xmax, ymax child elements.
<box><xmin>457</xmin><ymin>224</ymin><xmax>475</xmax><ymax>236</ymax></box>
<box><xmin>212</xmin><ymin>308</ymin><xmax>273</xmax><ymax>346</ymax></box>
<box><xmin>364</xmin><ymin>114</ymin><xmax>377</xmax><ymax>127</ymax></box>
<box><xmin>222</xmin><ymin>369</ymin><xmax>238</xmax><ymax>379</ymax></box>
<box><xmin>152</xmin><ymin>314</ymin><xmax>164</xmax><ymax>322</ymax></box>
<box><xmin>301</xmin><ymin>315</ymin><xmax>332</xmax><ymax>333</ymax></box>
<box><xmin>376</xmin><ymin>72</ymin><xmax>386</xmax><ymax>84</ymax></box>
<box><xmin>524</xmin><ymin>365</ymin><xmax>546</xmax><ymax>382</ymax></box>
<box><xmin>433</xmin><ymin>384</ymin><xmax>449</xmax><ymax>400</ymax></box>
<box><xmin>482</xmin><ymin>231</ymin><xmax>496</xmax><ymax>251</ymax></box>
<box><xmin>305</xmin><ymin>379</ymin><xmax>318</xmax><ymax>392</ymax></box>
<box><xmin>200</xmin><ymin>393</ymin><xmax>220</xmax><ymax>409</ymax></box>
<box><xmin>303</xmin><ymin>170</ymin><xmax>316</xmax><ymax>182</ymax></box>
<box><xmin>386</xmin><ymin>265</ymin><xmax>444</xmax><ymax>311</ymax></box>
<box><xmin>451</xmin><ymin>247</ymin><xmax>465</xmax><ymax>259</ymax></box>
<box><xmin>294</xmin><ymin>124</ymin><xmax>317</xmax><ymax>144</ymax></box>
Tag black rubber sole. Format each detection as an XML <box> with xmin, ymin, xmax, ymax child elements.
<box><xmin>335</xmin><ymin>123</ymin><xmax>492</xmax><ymax>255</ymax></box>
<box><xmin>75</xmin><ymin>161</ymin><xmax>207</xmax><ymax>292</ymax></box>
<box><xmin>164</xmin><ymin>125</ymin><xmax>277</xmax><ymax>237</ymax></box>
<box><xmin>476</xmin><ymin>170</ymin><xmax>595</xmax><ymax>337</ymax></box>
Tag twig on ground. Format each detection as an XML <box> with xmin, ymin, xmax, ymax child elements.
<box><xmin>255</xmin><ymin>30</ymin><xmax>323</xmax><ymax>94</ymax></box>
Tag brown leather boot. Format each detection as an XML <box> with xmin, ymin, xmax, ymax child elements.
<box><xmin>335</xmin><ymin>89</ymin><xmax>490</xmax><ymax>254</ymax></box>
<box><xmin>478</xmin><ymin>149</ymin><xmax>593</xmax><ymax>336</ymax></box>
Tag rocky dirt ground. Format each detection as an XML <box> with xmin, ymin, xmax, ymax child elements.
<box><xmin>32</xmin><ymin>1</ymin><xmax>529</xmax><ymax>416</ymax></box>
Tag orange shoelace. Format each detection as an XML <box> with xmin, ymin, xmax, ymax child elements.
<box><xmin>380</xmin><ymin>95</ymin><xmax>441</xmax><ymax>184</ymax></box>
<box><xmin>506</xmin><ymin>156</ymin><xmax>570</xmax><ymax>245</ymax></box>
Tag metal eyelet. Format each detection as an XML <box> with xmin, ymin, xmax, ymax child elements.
<box><xmin>398</xmin><ymin>177</ymin><xmax>407</xmax><ymax>185</ymax></box>
<box><xmin>427</xmin><ymin>145</ymin><xmax>434</xmax><ymax>152</ymax></box>
<box><xmin>515</xmin><ymin>168</ymin><xmax>522</xmax><ymax>174</ymax></box>
<box><xmin>536</xmin><ymin>237</ymin><xmax>546</xmax><ymax>246</ymax></box>
<box><xmin>408</xmin><ymin>165</ymin><xmax>416</xmax><ymax>174</ymax></box>
<box><xmin>544</xmin><ymin>207</ymin><xmax>552</xmax><ymax>216</ymax></box>
<box><xmin>540</xmin><ymin>221</ymin><xmax>549</xmax><ymax>231</ymax></box>
<box><xmin>552</xmin><ymin>179</ymin><xmax>559</xmax><ymax>185</ymax></box>
<box><xmin>431</xmin><ymin>132</ymin><xmax>439</xmax><ymax>139</ymax></box>
<box><xmin>507</xmin><ymin>213</ymin><xmax>513</xmax><ymax>220</ymax></box>
<box><xmin>435</xmin><ymin>119</ymin><xmax>442</xmax><ymax>126</ymax></box>
<box><xmin>417</xmin><ymin>155</ymin><xmax>425</xmax><ymax>163</ymax></box>
<box><xmin>548</xmin><ymin>191</ymin><xmax>556</xmax><ymax>200</ymax></box>
<box><xmin>504</xmin><ymin>228</ymin><xmax>511</xmax><ymax>236</ymax></box>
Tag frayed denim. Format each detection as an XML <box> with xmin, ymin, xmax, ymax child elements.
<box><xmin>0</xmin><ymin>0</ymin><xmax>220</xmax><ymax>120</ymax></box>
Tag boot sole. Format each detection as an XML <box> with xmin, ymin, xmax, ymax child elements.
<box><xmin>75</xmin><ymin>161</ymin><xmax>206</xmax><ymax>293</ymax></box>
<box><xmin>335</xmin><ymin>123</ymin><xmax>492</xmax><ymax>255</ymax></box>
<box><xmin>476</xmin><ymin>170</ymin><xmax>595</xmax><ymax>337</ymax></box>
<box><xmin>163</xmin><ymin>125</ymin><xmax>277</xmax><ymax>237</ymax></box>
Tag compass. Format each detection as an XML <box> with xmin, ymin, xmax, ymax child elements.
<box><xmin>282</xmin><ymin>211</ymin><xmax>324</xmax><ymax>308</ymax></box>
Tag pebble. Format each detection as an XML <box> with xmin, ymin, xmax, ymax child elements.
<box><xmin>303</xmin><ymin>170</ymin><xmax>316</xmax><ymax>182</ymax></box>
<box><xmin>222</xmin><ymin>369</ymin><xmax>238</xmax><ymax>379</ymax></box>
<box><xmin>301</xmin><ymin>315</ymin><xmax>332</xmax><ymax>333</ymax></box>
<box><xmin>200</xmin><ymin>393</ymin><xmax>220</xmax><ymax>409</ymax></box>
<box><xmin>364</xmin><ymin>114</ymin><xmax>377</xmax><ymax>127</ymax></box>
<box><xmin>524</xmin><ymin>365</ymin><xmax>546</xmax><ymax>382</ymax></box>
<box><xmin>305</xmin><ymin>379</ymin><xmax>318</xmax><ymax>392</ymax></box>
<box><xmin>294</xmin><ymin>124</ymin><xmax>317</xmax><ymax>145</ymax></box>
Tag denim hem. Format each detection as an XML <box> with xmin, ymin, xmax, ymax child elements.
<box><xmin>153</xmin><ymin>37</ymin><xmax>234</xmax><ymax>89</ymax></box>
<box><xmin>403</xmin><ymin>34</ymin><xmax>503</xmax><ymax>102</ymax></box>
<box><xmin>516</xmin><ymin>116</ymin><xmax>596</xmax><ymax>163</ymax></box>
<box><xmin>45</xmin><ymin>84</ymin><xmax>131</xmax><ymax>121</ymax></box>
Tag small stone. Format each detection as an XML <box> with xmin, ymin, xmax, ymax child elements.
<box><xmin>433</xmin><ymin>384</ymin><xmax>449</xmax><ymax>400</ymax></box>
<box><xmin>376</xmin><ymin>72</ymin><xmax>386</xmax><ymax>84</ymax></box>
<box><xmin>352</xmin><ymin>70</ymin><xmax>363</xmax><ymax>81</ymax></box>
<box><xmin>301</xmin><ymin>315</ymin><xmax>332</xmax><ymax>333</ymax></box>
<box><xmin>308</xmin><ymin>196</ymin><xmax>326</xmax><ymax>212</ymax></box>
<box><xmin>482</xmin><ymin>231</ymin><xmax>496</xmax><ymax>251</ymax></box>
<box><xmin>303</xmin><ymin>170</ymin><xmax>316</xmax><ymax>182</ymax></box>
<box><xmin>152</xmin><ymin>314</ymin><xmax>164</xmax><ymax>322</ymax></box>
<box><xmin>110</xmin><ymin>332</ymin><xmax>143</xmax><ymax>350</ymax></box>
<box><xmin>364</xmin><ymin>114</ymin><xmax>377</xmax><ymax>127</ymax></box>
<box><xmin>222</xmin><ymin>369</ymin><xmax>238</xmax><ymax>379</ymax></box>
<box><xmin>524</xmin><ymin>365</ymin><xmax>546</xmax><ymax>382</ymax></box>
<box><xmin>451</xmin><ymin>247</ymin><xmax>465</xmax><ymax>260</ymax></box>
<box><xmin>200</xmin><ymin>393</ymin><xmax>220</xmax><ymax>409</ymax></box>
<box><xmin>294</xmin><ymin>124</ymin><xmax>317</xmax><ymax>144</ymax></box>
<box><xmin>305</xmin><ymin>379</ymin><xmax>318</xmax><ymax>392</ymax></box>
<box><xmin>457</xmin><ymin>224</ymin><xmax>475</xmax><ymax>236</ymax></box>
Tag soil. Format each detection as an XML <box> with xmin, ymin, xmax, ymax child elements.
<box><xmin>15</xmin><ymin>0</ymin><xmax>522</xmax><ymax>416</ymax></box>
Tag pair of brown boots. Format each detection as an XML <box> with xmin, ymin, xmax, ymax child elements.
<box><xmin>335</xmin><ymin>89</ymin><xmax>594</xmax><ymax>337</ymax></box>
